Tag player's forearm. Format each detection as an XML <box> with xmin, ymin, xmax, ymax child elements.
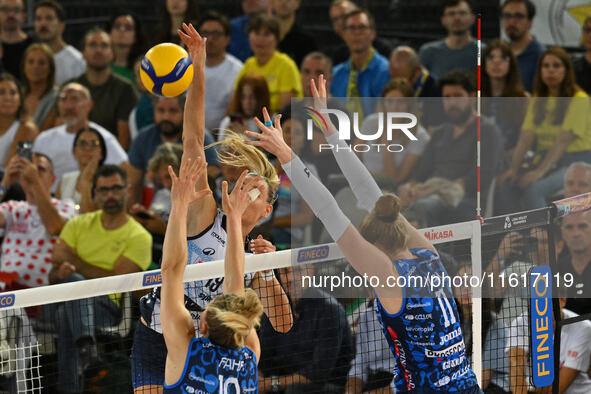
<box><xmin>324</xmin><ymin>133</ymin><xmax>382</xmax><ymax>212</ymax></box>
<box><xmin>223</xmin><ymin>214</ymin><xmax>245</xmax><ymax>295</ymax></box>
<box><xmin>253</xmin><ymin>275</ymin><xmax>293</xmax><ymax>333</ymax></box>
<box><xmin>30</xmin><ymin>179</ymin><xmax>66</xmax><ymax>236</ymax></box>
<box><xmin>183</xmin><ymin>67</ymin><xmax>205</xmax><ymax>147</ymax></box>
<box><xmin>161</xmin><ymin>204</ymin><xmax>189</xmax><ymax>277</ymax></box>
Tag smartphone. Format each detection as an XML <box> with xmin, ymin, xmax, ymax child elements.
<box><xmin>17</xmin><ymin>141</ymin><xmax>33</xmax><ymax>162</ymax></box>
<box><xmin>135</xmin><ymin>211</ymin><xmax>152</xmax><ymax>220</ymax></box>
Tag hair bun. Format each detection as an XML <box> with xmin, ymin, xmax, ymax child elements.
<box><xmin>374</xmin><ymin>194</ymin><xmax>401</xmax><ymax>222</ymax></box>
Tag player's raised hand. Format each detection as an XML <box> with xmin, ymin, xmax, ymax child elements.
<box><xmin>169</xmin><ymin>154</ymin><xmax>210</xmax><ymax>207</ymax></box>
<box><xmin>244</xmin><ymin>107</ymin><xmax>293</xmax><ymax>164</ymax></box>
<box><xmin>178</xmin><ymin>23</ymin><xmax>206</xmax><ymax>68</ymax></box>
<box><xmin>222</xmin><ymin>169</ymin><xmax>256</xmax><ymax>218</ymax></box>
<box><xmin>310</xmin><ymin>74</ymin><xmax>328</xmax><ymax>111</ymax></box>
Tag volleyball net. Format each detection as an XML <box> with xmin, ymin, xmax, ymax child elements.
<box><xmin>0</xmin><ymin>196</ymin><xmax>588</xmax><ymax>392</ymax></box>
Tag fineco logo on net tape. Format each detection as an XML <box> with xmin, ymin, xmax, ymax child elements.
<box><xmin>143</xmin><ymin>271</ymin><xmax>163</xmax><ymax>286</ymax></box>
<box><xmin>0</xmin><ymin>294</ymin><xmax>15</xmax><ymax>308</ymax></box>
<box><xmin>297</xmin><ymin>245</ymin><xmax>330</xmax><ymax>263</ymax></box>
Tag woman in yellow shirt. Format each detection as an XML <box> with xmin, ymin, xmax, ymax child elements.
<box><xmin>234</xmin><ymin>14</ymin><xmax>302</xmax><ymax>114</ymax></box>
<box><xmin>496</xmin><ymin>47</ymin><xmax>591</xmax><ymax>213</ymax></box>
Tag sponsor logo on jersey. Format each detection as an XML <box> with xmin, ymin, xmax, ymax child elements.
<box><xmin>142</xmin><ymin>272</ymin><xmax>162</xmax><ymax>286</ymax></box>
<box><xmin>297</xmin><ymin>245</ymin><xmax>329</xmax><ymax>263</ymax></box>
<box><xmin>424</xmin><ymin>229</ymin><xmax>454</xmax><ymax>241</ymax></box>
<box><xmin>425</xmin><ymin>341</ymin><xmax>465</xmax><ymax>358</ymax></box>
<box><xmin>405</xmin><ymin>313</ymin><xmax>432</xmax><ymax>321</ymax></box>
<box><xmin>443</xmin><ymin>355</ymin><xmax>465</xmax><ymax>370</ymax></box>
<box><xmin>387</xmin><ymin>326</ymin><xmax>415</xmax><ymax>390</ymax></box>
<box><xmin>203</xmin><ymin>248</ymin><xmax>215</xmax><ymax>256</ymax></box>
<box><xmin>434</xmin><ymin>375</ymin><xmax>451</xmax><ymax>387</ymax></box>
<box><xmin>405</xmin><ymin>324</ymin><xmax>435</xmax><ymax>333</ymax></box>
<box><xmin>211</xmin><ymin>231</ymin><xmax>226</xmax><ymax>246</ymax></box>
<box><xmin>0</xmin><ymin>294</ymin><xmax>15</xmax><ymax>308</ymax></box>
<box><xmin>439</xmin><ymin>327</ymin><xmax>462</xmax><ymax>345</ymax></box>
<box><xmin>410</xmin><ymin>341</ymin><xmax>434</xmax><ymax>346</ymax></box>
<box><xmin>407</xmin><ymin>301</ymin><xmax>432</xmax><ymax>309</ymax></box>
<box><xmin>452</xmin><ymin>365</ymin><xmax>470</xmax><ymax>380</ymax></box>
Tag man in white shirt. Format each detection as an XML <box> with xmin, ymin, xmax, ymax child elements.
<box><xmin>33</xmin><ymin>0</ymin><xmax>85</xmax><ymax>85</ymax></box>
<box><xmin>33</xmin><ymin>83</ymin><xmax>128</xmax><ymax>191</ymax></box>
<box><xmin>0</xmin><ymin>154</ymin><xmax>77</xmax><ymax>288</ymax></box>
<box><xmin>506</xmin><ymin>298</ymin><xmax>591</xmax><ymax>394</ymax></box>
<box><xmin>198</xmin><ymin>11</ymin><xmax>243</xmax><ymax>133</ymax></box>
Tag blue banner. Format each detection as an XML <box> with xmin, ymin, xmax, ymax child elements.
<box><xmin>529</xmin><ymin>265</ymin><xmax>554</xmax><ymax>388</ymax></box>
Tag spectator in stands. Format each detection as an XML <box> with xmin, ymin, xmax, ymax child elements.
<box><xmin>573</xmin><ymin>16</ymin><xmax>591</xmax><ymax>95</ymax></box>
<box><xmin>49</xmin><ymin>164</ymin><xmax>151</xmax><ymax>394</ymax></box>
<box><xmin>389</xmin><ymin>45</ymin><xmax>444</xmax><ymax>132</ymax></box>
<box><xmin>128</xmin><ymin>57</ymin><xmax>154</xmax><ymax>140</ymax></box>
<box><xmin>129</xmin><ymin>142</ymin><xmax>181</xmax><ymax>263</ymax></box>
<box><xmin>556</xmin><ymin>210</ymin><xmax>591</xmax><ymax>316</ymax></box>
<box><xmin>272</xmin><ymin>108</ymin><xmax>316</xmax><ymax>248</ymax></box>
<box><xmin>501</xmin><ymin>0</ymin><xmax>546</xmax><ymax>93</ymax></box>
<box><xmin>564</xmin><ymin>161</ymin><xmax>591</xmax><ymax>198</ymax></box>
<box><xmin>236</xmin><ymin>14</ymin><xmax>302</xmax><ymax>114</ymax></box>
<box><xmin>127</xmin><ymin>94</ymin><xmax>218</xmax><ymax>206</ymax></box>
<box><xmin>0</xmin><ymin>0</ymin><xmax>34</xmax><ymax>79</ymax></box>
<box><xmin>218</xmin><ymin>73</ymin><xmax>270</xmax><ymax>141</ymax></box>
<box><xmin>398</xmin><ymin>70</ymin><xmax>502</xmax><ymax>226</ymax></box>
<box><xmin>33</xmin><ymin>0</ymin><xmax>86</xmax><ymax>86</ymax></box>
<box><xmin>507</xmin><ymin>296</ymin><xmax>591</xmax><ymax>394</ymax></box>
<box><xmin>21</xmin><ymin>43</ymin><xmax>58</xmax><ymax>131</ymax></box>
<box><xmin>389</xmin><ymin>46</ymin><xmax>440</xmax><ymax>98</ymax></box>
<box><xmin>496</xmin><ymin>47</ymin><xmax>591</xmax><ymax>214</ymax></box>
<box><xmin>418</xmin><ymin>0</ymin><xmax>477</xmax><ymax>80</ymax></box>
<box><xmin>482</xmin><ymin>39</ymin><xmax>528</xmax><ymax>154</ymax></box>
<box><xmin>300</xmin><ymin>51</ymin><xmax>332</xmax><ymax>97</ymax></box>
<box><xmin>55</xmin><ymin>127</ymin><xmax>106</xmax><ymax>213</ymax></box>
<box><xmin>32</xmin><ymin>82</ymin><xmax>128</xmax><ymax>190</ymax></box>
<box><xmin>360</xmin><ymin>78</ymin><xmax>430</xmax><ymax>182</ymax></box>
<box><xmin>330</xmin><ymin>8</ymin><xmax>390</xmax><ymax>117</ymax></box>
<box><xmin>74</xmin><ymin>27</ymin><xmax>138</xmax><ymax>150</ymax></box>
<box><xmin>0</xmin><ymin>153</ymin><xmax>76</xmax><ymax>288</ymax></box>
<box><xmin>492</xmin><ymin>229</ymin><xmax>549</xmax><ymax>324</ymax></box>
<box><xmin>107</xmin><ymin>11</ymin><xmax>147</xmax><ymax>86</ymax></box>
<box><xmin>328</xmin><ymin>0</ymin><xmax>391</xmax><ymax>66</ymax></box>
<box><xmin>273</xmin><ymin>0</ymin><xmax>317</xmax><ymax>67</ymax></box>
<box><xmin>453</xmin><ymin>265</ymin><xmax>510</xmax><ymax>393</ymax></box>
<box><xmin>228</xmin><ymin>0</ymin><xmax>271</xmax><ymax>62</ymax></box>
<box><xmin>0</xmin><ymin>73</ymin><xmax>38</xmax><ymax>168</ymax></box>
<box><xmin>345</xmin><ymin>293</ymin><xmax>395</xmax><ymax>393</ymax></box>
<box><xmin>153</xmin><ymin>0</ymin><xmax>199</xmax><ymax>45</ymax></box>
<box><xmin>197</xmin><ymin>11</ymin><xmax>243</xmax><ymax>133</ymax></box>
<box><xmin>258</xmin><ymin>265</ymin><xmax>353</xmax><ymax>393</ymax></box>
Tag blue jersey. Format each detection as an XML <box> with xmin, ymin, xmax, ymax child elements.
<box><xmin>375</xmin><ymin>248</ymin><xmax>478</xmax><ymax>392</ymax></box>
<box><xmin>163</xmin><ymin>337</ymin><xmax>258</xmax><ymax>393</ymax></box>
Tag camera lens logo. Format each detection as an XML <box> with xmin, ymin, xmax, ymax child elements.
<box><xmin>203</xmin><ymin>248</ymin><xmax>215</xmax><ymax>256</ymax></box>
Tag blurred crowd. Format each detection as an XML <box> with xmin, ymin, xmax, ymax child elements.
<box><xmin>0</xmin><ymin>0</ymin><xmax>591</xmax><ymax>392</ymax></box>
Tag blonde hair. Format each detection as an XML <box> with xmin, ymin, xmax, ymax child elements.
<box><xmin>208</xmin><ymin>132</ymin><xmax>279</xmax><ymax>202</ymax></box>
<box><xmin>204</xmin><ymin>288</ymin><xmax>263</xmax><ymax>349</ymax></box>
<box><xmin>359</xmin><ymin>194</ymin><xmax>408</xmax><ymax>252</ymax></box>
<box><xmin>147</xmin><ymin>142</ymin><xmax>183</xmax><ymax>173</ymax></box>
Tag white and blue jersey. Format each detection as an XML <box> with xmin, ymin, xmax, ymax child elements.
<box><xmin>140</xmin><ymin>209</ymin><xmax>257</xmax><ymax>334</ymax></box>
<box><xmin>375</xmin><ymin>248</ymin><xmax>478</xmax><ymax>392</ymax></box>
<box><xmin>163</xmin><ymin>337</ymin><xmax>258</xmax><ymax>393</ymax></box>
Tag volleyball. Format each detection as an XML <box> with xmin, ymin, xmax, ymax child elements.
<box><xmin>140</xmin><ymin>43</ymin><xmax>193</xmax><ymax>97</ymax></box>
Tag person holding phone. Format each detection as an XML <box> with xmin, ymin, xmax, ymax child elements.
<box><xmin>0</xmin><ymin>153</ymin><xmax>76</xmax><ymax>289</ymax></box>
<box><xmin>0</xmin><ymin>73</ymin><xmax>38</xmax><ymax>168</ymax></box>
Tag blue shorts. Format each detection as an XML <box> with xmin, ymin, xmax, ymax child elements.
<box><xmin>130</xmin><ymin>320</ymin><xmax>167</xmax><ymax>388</ymax></box>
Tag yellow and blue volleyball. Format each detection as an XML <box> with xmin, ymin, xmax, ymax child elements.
<box><xmin>140</xmin><ymin>43</ymin><xmax>193</xmax><ymax>97</ymax></box>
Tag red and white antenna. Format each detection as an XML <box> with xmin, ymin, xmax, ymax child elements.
<box><xmin>476</xmin><ymin>14</ymin><xmax>483</xmax><ymax>223</ymax></box>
